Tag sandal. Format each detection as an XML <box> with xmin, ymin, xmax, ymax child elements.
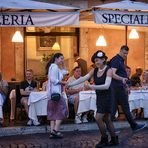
<box><xmin>50</xmin><ymin>130</ymin><xmax>63</xmax><ymax>139</ymax></box>
<box><xmin>49</xmin><ymin>133</ymin><xmax>55</xmax><ymax>139</ymax></box>
<box><xmin>50</xmin><ymin>131</ymin><xmax>56</xmax><ymax>139</ymax></box>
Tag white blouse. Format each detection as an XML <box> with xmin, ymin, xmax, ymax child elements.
<box><xmin>47</xmin><ymin>63</ymin><xmax>68</xmax><ymax>99</ymax></box>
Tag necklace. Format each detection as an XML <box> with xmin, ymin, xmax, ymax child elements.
<box><xmin>98</xmin><ymin>65</ymin><xmax>107</xmax><ymax>72</ymax></box>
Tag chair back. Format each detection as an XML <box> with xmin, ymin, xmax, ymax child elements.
<box><xmin>15</xmin><ymin>84</ymin><xmax>21</xmax><ymax>105</ymax></box>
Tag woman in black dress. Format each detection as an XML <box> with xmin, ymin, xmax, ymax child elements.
<box><xmin>67</xmin><ymin>50</ymin><xmax>118</xmax><ymax>147</ymax></box>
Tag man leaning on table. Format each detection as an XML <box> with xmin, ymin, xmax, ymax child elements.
<box><xmin>110</xmin><ymin>45</ymin><xmax>146</xmax><ymax>132</ymax></box>
<box><xmin>9</xmin><ymin>69</ymin><xmax>37</xmax><ymax>126</ymax></box>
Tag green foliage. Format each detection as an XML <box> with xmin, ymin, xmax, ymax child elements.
<box><xmin>41</xmin><ymin>53</ymin><xmax>54</xmax><ymax>62</ymax></box>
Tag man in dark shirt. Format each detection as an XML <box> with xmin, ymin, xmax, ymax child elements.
<box><xmin>20</xmin><ymin>69</ymin><xmax>37</xmax><ymax>115</ymax></box>
<box><xmin>110</xmin><ymin>45</ymin><xmax>145</xmax><ymax>132</ymax></box>
<box><xmin>10</xmin><ymin>69</ymin><xmax>37</xmax><ymax>125</ymax></box>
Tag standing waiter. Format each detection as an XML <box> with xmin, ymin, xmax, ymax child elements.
<box><xmin>110</xmin><ymin>45</ymin><xmax>145</xmax><ymax>132</ymax></box>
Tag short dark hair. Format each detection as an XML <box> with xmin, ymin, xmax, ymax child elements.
<box><xmin>136</xmin><ymin>67</ymin><xmax>143</xmax><ymax>72</ymax></box>
<box><xmin>73</xmin><ymin>66</ymin><xmax>81</xmax><ymax>71</ymax></box>
<box><xmin>26</xmin><ymin>69</ymin><xmax>33</xmax><ymax>73</ymax></box>
<box><xmin>120</xmin><ymin>45</ymin><xmax>129</xmax><ymax>51</ymax></box>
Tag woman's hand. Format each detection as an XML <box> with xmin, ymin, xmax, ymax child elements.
<box><xmin>84</xmin><ymin>83</ymin><xmax>92</xmax><ymax>90</ymax></box>
<box><xmin>60</xmin><ymin>81</ymin><xmax>67</xmax><ymax>86</ymax></box>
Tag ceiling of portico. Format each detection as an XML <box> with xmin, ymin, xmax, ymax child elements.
<box><xmin>36</xmin><ymin>0</ymin><xmax>148</xmax><ymax>9</ymax></box>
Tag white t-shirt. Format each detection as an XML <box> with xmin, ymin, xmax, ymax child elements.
<box><xmin>67</xmin><ymin>76</ymin><xmax>85</xmax><ymax>99</ymax></box>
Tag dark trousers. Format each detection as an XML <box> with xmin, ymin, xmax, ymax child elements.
<box><xmin>111</xmin><ymin>86</ymin><xmax>137</xmax><ymax>129</ymax></box>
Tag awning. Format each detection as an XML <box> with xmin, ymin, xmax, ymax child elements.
<box><xmin>0</xmin><ymin>0</ymin><xmax>80</xmax><ymax>26</ymax></box>
<box><xmin>93</xmin><ymin>0</ymin><xmax>148</xmax><ymax>26</ymax></box>
<box><xmin>0</xmin><ymin>0</ymin><xmax>79</xmax><ymax>11</ymax></box>
<box><xmin>93</xmin><ymin>10</ymin><xmax>148</xmax><ymax>26</ymax></box>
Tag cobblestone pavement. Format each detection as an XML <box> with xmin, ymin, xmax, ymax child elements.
<box><xmin>0</xmin><ymin>127</ymin><xmax>147</xmax><ymax>148</ymax></box>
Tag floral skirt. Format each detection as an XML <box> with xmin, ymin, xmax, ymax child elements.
<box><xmin>47</xmin><ymin>97</ymin><xmax>68</xmax><ymax>121</ymax></box>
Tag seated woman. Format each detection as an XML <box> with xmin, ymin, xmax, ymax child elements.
<box><xmin>131</xmin><ymin>70</ymin><xmax>148</xmax><ymax>119</ymax></box>
<box><xmin>142</xmin><ymin>70</ymin><xmax>148</xmax><ymax>89</ymax></box>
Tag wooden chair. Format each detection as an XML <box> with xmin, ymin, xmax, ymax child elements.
<box><xmin>68</xmin><ymin>102</ymin><xmax>75</xmax><ymax>120</ymax></box>
<box><xmin>15</xmin><ymin>84</ymin><xmax>26</xmax><ymax>120</ymax></box>
<box><xmin>2</xmin><ymin>86</ymin><xmax>11</xmax><ymax>124</ymax></box>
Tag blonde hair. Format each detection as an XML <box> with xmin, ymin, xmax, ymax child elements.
<box><xmin>143</xmin><ymin>70</ymin><xmax>148</xmax><ymax>84</ymax></box>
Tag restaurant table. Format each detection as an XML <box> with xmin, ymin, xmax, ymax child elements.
<box><xmin>129</xmin><ymin>89</ymin><xmax>148</xmax><ymax>118</ymax></box>
<box><xmin>28</xmin><ymin>91</ymin><xmax>48</xmax><ymax>123</ymax></box>
<box><xmin>78</xmin><ymin>91</ymin><xmax>96</xmax><ymax>114</ymax></box>
<box><xmin>0</xmin><ymin>94</ymin><xmax>4</xmax><ymax>119</ymax></box>
<box><xmin>28</xmin><ymin>91</ymin><xmax>68</xmax><ymax>124</ymax></box>
<box><xmin>78</xmin><ymin>90</ymin><xmax>148</xmax><ymax>118</ymax></box>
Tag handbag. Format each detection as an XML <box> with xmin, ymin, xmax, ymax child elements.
<box><xmin>51</xmin><ymin>93</ymin><xmax>61</xmax><ymax>102</ymax></box>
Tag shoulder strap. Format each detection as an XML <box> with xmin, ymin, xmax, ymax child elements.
<box><xmin>49</xmin><ymin>64</ymin><xmax>60</xmax><ymax>93</ymax></box>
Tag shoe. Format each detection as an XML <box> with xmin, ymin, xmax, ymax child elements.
<box><xmin>75</xmin><ymin>115</ymin><xmax>82</xmax><ymax>124</ymax></box>
<box><xmin>82</xmin><ymin>115</ymin><xmax>88</xmax><ymax>123</ymax></box>
<box><xmin>108</xmin><ymin>136</ymin><xmax>119</xmax><ymax>146</ymax></box>
<box><xmin>115</xmin><ymin>129</ymin><xmax>120</xmax><ymax>134</ymax></box>
<box><xmin>27</xmin><ymin>119</ymin><xmax>33</xmax><ymax>126</ymax></box>
<box><xmin>132</xmin><ymin>124</ymin><xmax>146</xmax><ymax>132</ymax></box>
<box><xmin>95</xmin><ymin>135</ymin><xmax>108</xmax><ymax>148</ymax></box>
<box><xmin>32</xmin><ymin>120</ymin><xmax>40</xmax><ymax>126</ymax></box>
<box><xmin>0</xmin><ymin>122</ymin><xmax>3</xmax><ymax>127</ymax></box>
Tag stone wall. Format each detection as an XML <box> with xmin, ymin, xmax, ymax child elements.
<box><xmin>80</xmin><ymin>27</ymin><xmax>145</xmax><ymax>74</ymax></box>
<box><xmin>0</xmin><ymin>27</ymin><xmax>24</xmax><ymax>81</ymax></box>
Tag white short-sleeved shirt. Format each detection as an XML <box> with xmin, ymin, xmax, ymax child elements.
<box><xmin>67</xmin><ymin>76</ymin><xmax>85</xmax><ymax>100</ymax></box>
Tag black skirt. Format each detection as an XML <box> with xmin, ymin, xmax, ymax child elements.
<box><xmin>96</xmin><ymin>92</ymin><xmax>112</xmax><ymax>113</ymax></box>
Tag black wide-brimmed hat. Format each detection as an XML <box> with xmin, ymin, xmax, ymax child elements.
<box><xmin>91</xmin><ymin>50</ymin><xmax>108</xmax><ymax>63</ymax></box>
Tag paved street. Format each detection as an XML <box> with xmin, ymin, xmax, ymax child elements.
<box><xmin>0</xmin><ymin>127</ymin><xmax>147</xmax><ymax>148</ymax></box>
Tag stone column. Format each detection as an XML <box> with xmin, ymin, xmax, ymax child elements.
<box><xmin>14</xmin><ymin>28</ymin><xmax>24</xmax><ymax>81</ymax></box>
<box><xmin>145</xmin><ymin>32</ymin><xmax>148</xmax><ymax>70</ymax></box>
<box><xmin>80</xmin><ymin>28</ymin><xmax>89</xmax><ymax>63</ymax></box>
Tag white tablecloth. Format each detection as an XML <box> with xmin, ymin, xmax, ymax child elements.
<box><xmin>28</xmin><ymin>91</ymin><xmax>48</xmax><ymax>122</ymax></box>
<box><xmin>129</xmin><ymin>90</ymin><xmax>148</xmax><ymax>118</ymax></box>
<box><xmin>0</xmin><ymin>94</ymin><xmax>4</xmax><ymax>119</ymax></box>
<box><xmin>28</xmin><ymin>91</ymin><xmax>68</xmax><ymax>123</ymax></box>
<box><xmin>78</xmin><ymin>91</ymin><xmax>96</xmax><ymax>114</ymax></box>
<box><xmin>78</xmin><ymin>90</ymin><xmax>148</xmax><ymax>118</ymax></box>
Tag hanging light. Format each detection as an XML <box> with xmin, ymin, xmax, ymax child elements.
<box><xmin>129</xmin><ymin>29</ymin><xmax>139</xmax><ymax>39</ymax></box>
<box><xmin>52</xmin><ymin>42</ymin><xmax>60</xmax><ymax>50</ymax></box>
<box><xmin>96</xmin><ymin>35</ymin><xmax>107</xmax><ymax>46</ymax></box>
<box><xmin>12</xmin><ymin>31</ymin><xmax>23</xmax><ymax>42</ymax></box>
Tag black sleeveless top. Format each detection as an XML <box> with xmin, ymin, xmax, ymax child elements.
<box><xmin>93</xmin><ymin>66</ymin><xmax>111</xmax><ymax>95</ymax></box>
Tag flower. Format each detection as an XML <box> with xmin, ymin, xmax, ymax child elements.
<box><xmin>97</xmin><ymin>52</ymin><xmax>103</xmax><ymax>57</ymax></box>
